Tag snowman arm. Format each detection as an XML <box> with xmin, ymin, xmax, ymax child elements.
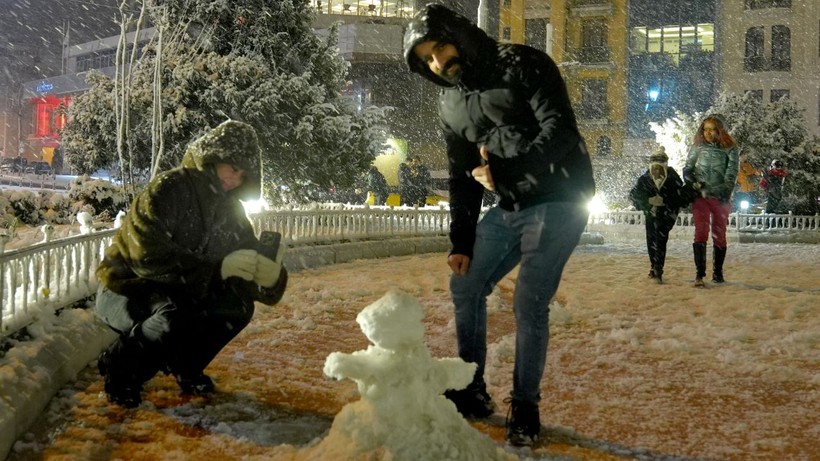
<box><xmin>324</xmin><ymin>352</ymin><xmax>372</xmax><ymax>381</ymax></box>
<box><xmin>432</xmin><ymin>358</ymin><xmax>477</xmax><ymax>392</ymax></box>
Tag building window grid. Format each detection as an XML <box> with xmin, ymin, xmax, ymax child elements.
<box><xmin>771</xmin><ymin>25</ymin><xmax>791</xmax><ymax>71</ymax></box>
<box><xmin>315</xmin><ymin>0</ymin><xmax>415</xmax><ymax>18</ymax></box>
<box><xmin>579</xmin><ymin>79</ymin><xmax>608</xmax><ymax>119</ymax></box>
<box><xmin>629</xmin><ymin>24</ymin><xmax>714</xmax><ymax>64</ymax></box>
<box><xmin>525</xmin><ymin>18</ymin><xmax>549</xmax><ymax>52</ymax></box>
<box><xmin>744</xmin><ymin>25</ymin><xmax>791</xmax><ymax>72</ymax></box>
<box><xmin>581</xmin><ymin>18</ymin><xmax>609</xmax><ymax>63</ymax></box>
<box><xmin>770</xmin><ymin>89</ymin><xmax>790</xmax><ymax>102</ymax></box>
<box><xmin>744</xmin><ymin>0</ymin><xmax>791</xmax><ymax>10</ymax></box>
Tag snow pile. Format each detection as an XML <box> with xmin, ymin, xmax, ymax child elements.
<box><xmin>315</xmin><ymin>290</ymin><xmax>518</xmax><ymax>461</ymax></box>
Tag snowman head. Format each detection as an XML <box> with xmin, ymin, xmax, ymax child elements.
<box><xmin>357</xmin><ymin>290</ymin><xmax>425</xmax><ymax>351</ymax></box>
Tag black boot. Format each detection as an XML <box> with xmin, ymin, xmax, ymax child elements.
<box><xmin>176</xmin><ymin>373</ymin><xmax>216</xmax><ymax>395</ymax></box>
<box><xmin>712</xmin><ymin>246</ymin><xmax>727</xmax><ymax>283</ymax></box>
<box><xmin>98</xmin><ymin>327</ymin><xmax>163</xmax><ymax>408</ymax></box>
<box><xmin>505</xmin><ymin>398</ymin><xmax>541</xmax><ymax>446</ymax></box>
<box><xmin>693</xmin><ymin>242</ymin><xmax>707</xmax><ymax>287</ymax></box>
<box><xmin>98</xmin><ymin>340</ymin><xmax>145</xmax><ymax>408</ymax></box>
<box><xmin>653</xmin><ymin>265</ymin><xmax>664</xmax><ymax>284</ymax></box>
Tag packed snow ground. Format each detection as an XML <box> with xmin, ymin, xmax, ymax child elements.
<box><xmin>2</xmin><ymin>236</ymin><xmax>819</xmax><ymax>461</ymax></box>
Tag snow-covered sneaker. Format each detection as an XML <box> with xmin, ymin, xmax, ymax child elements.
<box><xmin>444</xmin><ymin>387</ymin><xmax>495</xmax><ymax>419</ymax></box>
<box><xmin>505</xmin><ymin>398</ymin><xmax>540</xmax><ymax>446</ymax></box>
<box><xmin>176</xmin><ymin>373</ymin><xmax>215</xmax><ymax>395</ymax></box>
<box><xmin>712</xmin><ymin>274</ymin><xmax>725</xmax><ymax>283</ymax></box>
<box><xmin>694</xmin><ymin>277</ymin><xmax>706</xmax><ymax>288</ymax></box>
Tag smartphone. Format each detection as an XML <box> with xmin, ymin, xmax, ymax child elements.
<box><xmin>257</xmin><ymin>231</ymin><xmax>282</xmax><ymax>261</ymax></box>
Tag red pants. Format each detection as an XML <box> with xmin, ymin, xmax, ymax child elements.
<box><xmin>693</xmin><ymin>197</ymin><xmax>731</xmax><ymax>248</ymax></box>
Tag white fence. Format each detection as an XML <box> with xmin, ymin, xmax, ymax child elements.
<box><xmin>0</xmin><ymin>206</ymin><xmax>451</xmax><ymax>339</ymax></box>
<box><xmin>1</xmin><ymin>206</ymin><xmax>817</xmax><ymax>340</ymax></box>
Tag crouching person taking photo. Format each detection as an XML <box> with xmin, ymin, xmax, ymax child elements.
<box><xmin>94</xmin><ymin>120</ymin><xmax>288</xmax><ymax>408</ymax></box>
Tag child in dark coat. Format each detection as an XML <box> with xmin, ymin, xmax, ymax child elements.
<box><xmin>629</xmin><ymin>147</ymin><xmax>688</xmax><ymax>283</ymax></box>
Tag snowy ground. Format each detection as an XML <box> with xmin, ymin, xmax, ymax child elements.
<box><xmin>2</xmin><ymin>235</ymin><xmax>819</xmax><ymax>461</ymax></box>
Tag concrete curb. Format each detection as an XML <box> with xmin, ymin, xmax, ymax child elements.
<box><xmin>0</xmin><ymin>311</ymin><xmax>116</xmax><ymax>460</ymax></box>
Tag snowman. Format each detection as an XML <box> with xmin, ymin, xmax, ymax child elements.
<box><xmin>76</xmin><ymin>211</ymin><xmax>94</xmax><ymax>235</ymax></box>
<box><xmin>314</xmin><ymin>289</ymin><xmax>518</xmax><ymax>461</ymax></box>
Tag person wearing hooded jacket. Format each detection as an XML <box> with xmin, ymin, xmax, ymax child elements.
<box><xmin>760</xmin><ymin>159</ymin><xmax>787</xmax><ymax>213</ymax></box>
<box><xmin>94</xmin><ymin>120</ymin><xmax>288</xmax><ymax>408</ymax></box>
<box><xmin>629</xmin><ymin>146</ymin><xmax>688</xmax><ymax>284</ymax></box>
<box><xmin>403</xmin><ymin>3</ymin><xmax>595</xmax><ymax>446</ymax></box>
<box><xmin>683</xmin><ymin>115</ymin><xmax>740</xmax><ymax>287</ymax></box>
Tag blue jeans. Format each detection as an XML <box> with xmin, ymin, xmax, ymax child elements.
<box><xmin>450</xmin><ymin>202</ymin><xmax>589</xmax><ymax>404</ymax></box>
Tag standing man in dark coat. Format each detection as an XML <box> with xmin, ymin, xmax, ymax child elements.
<box><xmin>404</xmin><ymin>3</ymin><xmax>595</xmax><ymax>446</ymax></box>
<box><xmin>366</xmin><ymin>165</ymin><xmax>389</xmax><ymax>205</ymax></box>
<box><xmin>95</xmin><ymin>120</ymin><xmax>288</xmax><ymax>407</ymax></box>
<box><xmin>629</xmin><ymin>146</ymin><xmax>688</xmax><ymax>284</ymax></box>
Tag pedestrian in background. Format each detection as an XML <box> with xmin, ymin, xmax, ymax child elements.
<box><xmin>683</xmin><ymin>114</ymin><xmax>740</xmax><ymax>287</ymax></box>
<box><xmin>735</xmin><ymin>153</ymin><xmax>760</xmax><ymax>211</ymax></box>
<box><xmin>629</xmin><ymin>146</ymin><xmax>688</xmax><ymax>284</ymax></box>
<box><xmin>366</xmin><ymin>165</ymin><xmax>389</xmax><ymax>205</ymax></box>
<box><xmin>404</xmin><ymin>3</ymin><xmax>595</xmax><ymax>446</ymax></box>
<box><xmin>760</xmin><ymin>159</ymin><xmax>787</xmax><ymax>213</ymax></box>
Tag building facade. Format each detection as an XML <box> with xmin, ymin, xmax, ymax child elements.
<box><xmin>523</xmin><ymin>0</ymin><xmax>629</xmax><ymax>161</ymax></box>
<box><xmin>718</xmin><ymin>0</ymin><xmax>820</xmax><ymax>138</ymax></box>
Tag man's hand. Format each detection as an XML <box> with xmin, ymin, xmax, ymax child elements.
<box><xmin>471</xmin><ymin>145</ymin><xmax>495</xmax><ymax>191</ymax></box>
<box><xmin>648</xmin><ymin>195</ymin><xmax>664</xmax><ymax>207</ymax></box>
<box><xmin>448</xmin><ymin>254</ymin><xmax>470</xmax><ymax>275</ymax></box>
<box><xmin>221</xmin><ymin>249</ymin><xmax>258</xmax><ymax>281</ymax></box>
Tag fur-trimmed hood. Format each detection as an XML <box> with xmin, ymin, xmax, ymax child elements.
<box><xmin>180</xmin><ymin>120</ymin><xmax>262</xmax><ymax>201</ymax></box>
<box><xmin>403</xmin><ymin>3</ymin><xmax>498</xmax><ymax>89</ymax></box>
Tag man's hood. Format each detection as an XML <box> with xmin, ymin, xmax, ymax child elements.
<box><xmin>180</xmin><ymin>120</ymin><xmax>262</xmax><ymax>201</ymax></box>
<box><xmin>403</xmin><ymin>3</ymin><xmax>497</xmax><ymax>88</ymax></box>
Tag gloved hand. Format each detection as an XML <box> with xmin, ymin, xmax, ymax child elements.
<box><xmin>221</xmin><ymin>249</ymin><xmax>258</xmax><ymax>281</ymax></box>
<box><xmin>648</xmin><ymin>195</ymin><xmax>664</xmax><ymax>207</ymax></box>
<box><xmin>254</xmin><ymin>244</ymin><xmax>286</xmax><ymax>287</ymax></box>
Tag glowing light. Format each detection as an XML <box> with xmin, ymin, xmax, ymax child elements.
<box><xmin>587</xmin><ymin>194</ymin><xmax>608</xmax><ymax>215</ymax></box>
<box><xmin>242</xmin><ymin>199</ymin><xmax>268</xmax><ymax>215</ymax></box>
<box><xmin>740</xmin><ymin>200</ymin><xmax>750</xmax><ymax>211</ymax></box>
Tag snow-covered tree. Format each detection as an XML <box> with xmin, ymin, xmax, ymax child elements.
<box><xmin>649</xmin><ymin>110</ymin><xmax>704</xmax><ymax>173</ymax></box>
<box><xmin>62</xmin><ymin>0</ymin><xmax>387</xmax><ymax>205</ymax></box>
<box><xmin>709</xmin><ymin>92</ymin><xmax>818</xmax><ymax>214</ymax></box>
<box><xmin>650</xmin><ymin>91</ymin><xmax>819</xmax><ymax>214</ymax></box>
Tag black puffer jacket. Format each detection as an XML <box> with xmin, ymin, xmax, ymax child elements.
<box><xmin>404</xmin><ymin>4</ymin><xmax>595</xmax><ymax>256</ymax></box>
<box><xmin>97</xmin><ymin>120</ymin><xmax>287</xmax><ymax>307</ymax></box>
<box><xmin>629</xmin><ymin>167</ymin><xmax>688</xmax><ymax>216</ymax></box>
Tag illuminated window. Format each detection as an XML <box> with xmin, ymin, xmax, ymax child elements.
<box><xmin>31</xmin><ymin>95</ymin><xmax>69</xmax><ymax>138</ymax></box>
<box><xmin>629</xmin><ymin>23</ymin><xmax>714</xmax><ymax>64</ymax></box>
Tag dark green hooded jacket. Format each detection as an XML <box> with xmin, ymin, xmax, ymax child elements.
<box><xmin>97</xmin><ymin>120</ymin><xmax>286</xmax><ymax>306</ymax></box>
<box><xmin>404</xmin><ymin>4</ymin><xmax>595</xmax><ymax>257</ymax></box>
